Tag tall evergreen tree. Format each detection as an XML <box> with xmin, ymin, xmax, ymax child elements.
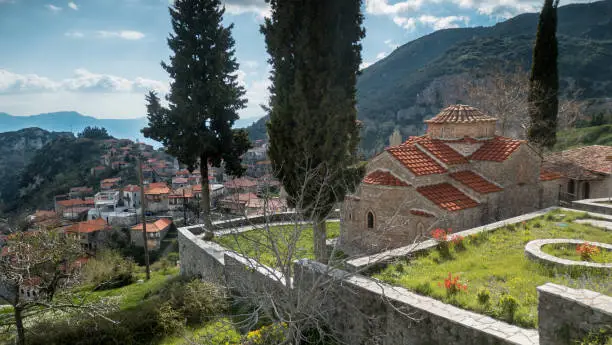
<box><xmin>527</xmin><ymin>0</ymin><xmax>560</xmax><ymax>149</ymax></box>
<box><xmin>263</xmin><ymin>0</ymin><xmax>365</xmax><ymax>263</ymax></box>
<box><xmin>143</xmin><ymin>0</ymin><xmax>250</xmax><ymax>228</ymax></box>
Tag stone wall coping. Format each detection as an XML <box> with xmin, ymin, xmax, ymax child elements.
<box><xmin>224</xmin><ymin>251</ymin><xmax>292</xmax><ymax>288</ymax></box>
<box><xmin>525</xmin><ymin>239</ymin><xmax>612</xmax><ymax>270</ymax></box>
<box><xmin>347</xmin><ymin>206</ymin><xmax>560</xmax><ymax>270</ymax></box>
<box><xmin>296</xmin><ymin>259</ymin><xmax>539</xmax><ymax>345</ymax></box>
<box><xmin>537</xmin><ymin>283</ymin><xmax>612</xmax><ymax>317</ymax></box>
<box><xmin>557</xmin><ymin>207</ymin><xmax>612</xmax><ymax>221</ymax></box>
<box><xmin>178</xmin><ymin>226</ymin><xmax>226</xmax><ymax>264</ymax></box>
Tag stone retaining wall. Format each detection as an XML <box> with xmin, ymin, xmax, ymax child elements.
<box><xmin>294</xmin><ymin>259</ymin><xmax>539</xmax><ymax>345</ymax></box>
<box><xmin>571</xmin><ymin>198</ymin><xmax>612</xmax><ymax>215</ymax></box>
<box><xmin>177</xmin><ymin>227</ymin><xmax>225</xmax><ymax>285</ymax></box>
<box><xmin>538</xmin><ymin>283</ymin><xmax>612</xmax><ymax>345</ymax></box>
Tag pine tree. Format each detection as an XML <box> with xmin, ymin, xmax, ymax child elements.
<box><xmin>527</xmin><ymin>0</ymin><xmax>560</xmax><ymax>149</ymax></box>
<box><xmin>143</xmin><ymin>0</ymin><xmax>251</xmax><ymax>228</ymax></box>
<box><xmin>263</xmin><ymin>0</ymin><xmax>365</xmax><ymax>263</ymax></box>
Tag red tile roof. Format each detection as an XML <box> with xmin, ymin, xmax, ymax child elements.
<box><xmin>410</xmin><ymin>209</ymin><xmax>435</xmax><ymax>217</ymax></box>
<box><xmin>469</xmin><ymin>137</ymin><xmax>523</xmax><ymax>162</ymax></box>
<box><xmin>449</xmin><ymin>170</ymin><xmax>503</xmax><ymax>194</ymax></box>
<box><xmin>65</xmin><ymin>218</ymin><xmax>109</xmax><ymax>234</ymax></box>
<box><xmin>544</xmin><ymin>145</ymin><xmax>612</xmax><ymax>178</ymax></box>
<box><xmin>224</xmin><ymin>178</ymin><xmax>257</xmax><ymax>188</ymax></box>
<box><xmin>387</xmin><ymin>145</ymin><xmax>447</xmax><ymax>176</ymax></box>
<box><xmin>540</xmin><ymin>169</ymin><xmax>563</xmax><ymax>181</ymax></box>
<box><xmin>416</xmin><ymin>137</ymin><xmax>469</xmax><ymax>165</ymax></box>
<box><xmin>123</xmin><ymin>184</ymin><xmax>141</xmax><ymax>192</ymax></box>
<box><xmin>425</xmin><ymin>104</ymin><xmax>497</xmax><ymax>124</ymax></box>
<box><xmin>363</xmin><ymin>170</ymin><xmax>409</xmax><ymax>187</ymax></box>
<box><xmin>57</xmin><ymin>198</ymin><xmax>95</xmax><ymax>207</ymax></box>
<box><xmin>132</xmin><ymin>218</ymin><xmax>172</xmax><ymax>233</ymax></box>
<box><xmin>416</xmin><ymin>183</ymin><xmax>479</xmax><ymax>212</ymax></box>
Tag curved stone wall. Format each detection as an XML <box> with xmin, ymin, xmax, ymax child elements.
<box><xmin>524</xmin><ymin>239</ymin><xmax>612</xmax><ymax>273</ymax></box>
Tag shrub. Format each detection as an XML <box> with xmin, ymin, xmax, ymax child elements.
<box><xmin>82</xmin><ymin>249</ymin><xmax>134</xmax><ymax>290</ymax></box>
<box><xmin>156</xmin><ymin>302</ymin><xmax>184</xmax><ymax>336</ymax></box>
<box><xmin>532</xmin><ymin>221</ymin><xmax>542</xmax><ymax>228</ymax></box>
<box><xmin>244</xmin><ymin>323</ymin><xmax>288</xmax><ymax>345</ymax></box>
<box><xmin>162</xmin><ymin>279</ymin><xmax>228</xmax><ymax>325</ymax></box>
<box><xmin>438</xmin><ymin>272</ymin><xmax>467</xmax><ymax>297</ymax></box>
<box><xmin>432</xmin><ymin>228</ymin><xmax>452</xmax><ymax>258</ymax></box>
<box><xmin>498</xmin><ymin>294</ymin><xmax>519</xmax><ymax>322</ymax></box>
<box><xmin>451</xmin><ymin>235</ymin><xmax>466</xmax><ymax>251</ymax></box>
<box><xmin>576</xmin><ymin>243</ymin><xmax>601</xmax><ymax>261</ymax></box>
<box><xmin>477</xmin><ymin>288</ymin><xmax>491</xmax><ymax>306</ymax></box>
<box><xmin>415</xmin><ymin>282</ymin><xmax>433</xmax><ymax>295</ymax></box>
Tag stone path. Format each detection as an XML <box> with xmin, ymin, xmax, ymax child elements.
<box><xmin>574</xmin><ymin>219</ymin><xmax>612</xmax><ymax>231</ymax></box>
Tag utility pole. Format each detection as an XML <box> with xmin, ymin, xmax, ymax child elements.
<box><xmin>136</xmin><ymin>156</ymin><xmax>151</xmax><ymax>280</ymax></box>
<box><xmin>183</xmin><ymin>188</ymin><xmax>187</xmax><ymax>226</ymax></box>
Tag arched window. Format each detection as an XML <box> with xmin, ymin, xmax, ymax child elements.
<box><xmin>367</xmin><ymin>211</ymin><xmax>374</xmax><ymax>229</ymax></box>
<box><xmin>416</xmin><ymin>222</ymin><xmax>425</xmax><ymax>235</ymax></box>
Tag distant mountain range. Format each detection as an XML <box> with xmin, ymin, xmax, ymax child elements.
<box><xmin>0</xmin><ymin>112</ymin><xmax>260</xmax><ymax>146</ymax></box>
<box><xmin>246</xmin><ymin>0</ymin><xmax>612</xmax><ymax>155</ymax></box>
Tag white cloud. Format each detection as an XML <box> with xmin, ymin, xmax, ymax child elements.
<box><xmin>96</xmin><ymin>30</ymin><xmax>145</xmax><ymax>40</ymax></box>
<box><xmin>68</xmin><ymin>1</ymin><xmax>78</xmax><ymax>10</ymax></box>
<box><xmin>384</xmin><ymin>39</ymin><xmax>400</xmax><ymax>50</ymax></box>
<box><xmin>223</xmin><ymin>0</ymin><xmax>270</xmax><ymax>18</ymax></box>
<box><xmin>365</xmin><ymin>0</ymin><xmax>424</xmax><ymax>15</ymax></box>
<box><xmin>376</xmin><ymin>52</ymin><xmax>387</xmax><ymax>59</ymax></box>
<box><xmin>418</xmin><ymin>15</ymin><xmax>469</xmax><ymax>30</ymax></box>
<box><xmin>0</xmin><ymin>69</ymin><xmax>168</xmax><ymax>95</ymax></box>
<box><xmin>242</xmin><ymin>60</ymin><xmax>259</xmax><ymax>69</ymax></box>
<box><xmin>46</xmin><ymin>4</ymin><xmax>62</xmax><ymax>12</ymax></box>
<box><xmin>64</xmin><ymin>31</ymin><xmax>84</xmax><ymax>38</ymax></box>
<box><xmin>393</xmin><ymin>16</ymin><xmax>417</xmax><ymax>30</ymax></box>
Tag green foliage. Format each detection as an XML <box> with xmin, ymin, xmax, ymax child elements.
<box><xmin>576</xmin><ymin>328</ymin><xmax>612</xmax><ymax>345</ymax></box>
<box><xmin>161</xmin><ymin>279</ymin><xmax>228</xmax><ymax>325</ymax></box>
<box><xmin>78</xmin><ymin>126</ymin><xmax>111</xmax><ymax>140</ymax></box>
<box><xmin>555</xmin><ymin>125</ymin><xmax>612</xmax><ymax>151</ymax></box>
<box><xmin>143</xmin><ymin>0</ymin><xmax>251</xmax><ymax>224</ymax></box>
<box><xmin>82</xmin><ymin>250</ymin><xmax>135</xmax><ymax>291</ymax></box>
<box><xmin>477</xmin><ymin>288</ymin><xmax>491</xmax><ymax>306</ymax></box>
<box><xmin>415</xmin><ymin>282</ymin><xmax>433</xmax><ymax>295</ymax></box>
<box><xmin>498</xmin><ymin>294</ymin><xmax>520</xmax><ymax>322</ymax></box>
<box><xmin>373</xmin><ymin>210</ymin><xmax>612</xmax><ymax>327</ymax></box>
<box><xmin>262</xmin><ymin>0</ymin><xmax>365</xmax><ymax>261</ymax></box>
<box><xmin>244</xmin><ymin>322</ymin><xmax>287</xmax><ymax>345</ymax></box>
<box><xmin>527</xmin><ymin>0</ymin><xmax>560</xmax><ymax>149</ymax></box>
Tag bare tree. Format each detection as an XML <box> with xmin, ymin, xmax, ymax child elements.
<box><xmin>183</xmin><ymin>165</ymin><xmax>451</xmax><ymax>345</ymax></box>
<box><xmin>0</xmin><ymin>229</ymin><xmax>114</xmax><ymax>345</ymax></box>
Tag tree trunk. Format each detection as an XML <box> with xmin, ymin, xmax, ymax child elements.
<box><xmin>199</xmin><ymin>155</ymin><xmax>213</xmax><ymax>230</ymax></box>
<box><xmin>313</xmin><ymin>217</ymin><xmax>328</xmax><ymax>264</ymax></box>
<box><xmin>14</xmin><ymin>306</ymin><xmax>25</xmax><ymax>345</ymax></box>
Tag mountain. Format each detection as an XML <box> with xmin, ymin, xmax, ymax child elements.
<box><xmin>0</xmin><ymin>111</ymin><xmax>259</xmax><ymax>145</ymax></box>
<box><xmin>0</xmin><ymin>128</ymin><xmax>74</xmax><ymax>213</ymax></box>
<box><xmin>355</xmin><ymin>0</ymin><xmax>612</xmax><ymax>154</ymax></box>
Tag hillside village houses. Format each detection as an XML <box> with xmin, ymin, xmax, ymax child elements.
<box><xmin>130</xmin><ymin>218</ymin><xmax>173</xmax><ymax>251</ymax></box>
<box><xmin>339</xmin><ymin>104</ymin><xmax>565</xmax><ymax>255</ymax></box>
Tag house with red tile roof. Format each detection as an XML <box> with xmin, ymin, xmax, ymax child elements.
<box><xmin>144</xmin><ymin>182</ymin><xmax>171</xmax><ymax>213</ymax></box>
<box><xmin>64</xmin><ymin>218</ymin><xmax>111</xmax><ymax>253</ymax></box>
<box><xmin>340</xmin><ymin>104</ymin><xmax>562</xmax><ymax>254</ymax></box>
<box><xmin>543</xmin><ymin>145</ymin><xmax>612</xmax><ymax>201</ymax></box>
<box><xmin>130</xmin><ymin>218</ymin><xmax>173</xmax><ymax>251</ymax></box>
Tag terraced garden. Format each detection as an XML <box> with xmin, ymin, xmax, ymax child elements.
<box><xmin>372</xmin><ymin>210</ymin><xmax>612</xmax><ymax>328</ymax></box>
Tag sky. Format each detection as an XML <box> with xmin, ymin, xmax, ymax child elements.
<box><xmin>0</xmin><ymin>0</ymin><xmax>593</xmax><ymax>121</ymax></box>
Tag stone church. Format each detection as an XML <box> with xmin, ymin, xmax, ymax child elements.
<box><xmin>339</xmin><ymin>104</ymin><xmax>563</xmax><ymax>254</ymax></box>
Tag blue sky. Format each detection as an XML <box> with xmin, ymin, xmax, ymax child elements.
<box><xmin>0</xmin><ymin>0</ymin><xmax>591</xmax><ymax>121</ymax></box>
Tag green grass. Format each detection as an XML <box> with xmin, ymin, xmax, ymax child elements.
<box><xmin>554</xmin><ymin>124</ymin><xmax>612</xmax><ymax>151</ymax></box>
<box><xmin>159</xmin><ymin>319</ymin><xmax>241</xmax><ymax>345</ymax></box>
<box><xmin>373</xmin><ymin>210</ymin><xmax>612</xmax><ymax>328</ymax></box>
<box><xmin>215</xmin><ymin>222</ymin><xmax>340</xmax><ymax>268</ymax></box>
<box><xmin>542</xmin><ymin>243</ymin><xmax>612</xmax><ymax>264</ymax></box>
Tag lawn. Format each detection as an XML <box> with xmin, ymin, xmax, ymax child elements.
<box><xmin>216</xmin><ymin>221</ymin><xmax>340</xmax><ymax>268</ymax></box>
<box><xmin>372</xmin><ymin>210</ymin><xmax>612</xmax><ymax>328</ymax></box>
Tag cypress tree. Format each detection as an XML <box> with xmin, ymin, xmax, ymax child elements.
<box><xmin>527</xmin><ymin>0</ymin><xmax>560</xmax><ymax>149</ymax></box>
<box><xmin>143</xmin><ymin>0</ymin><xmax>251</xmax><ymax>229</ymax></box>
<box><xmin>262</xmin><ymin>0</ymin><xmax>365</xmax><ymax>263</ymax></box>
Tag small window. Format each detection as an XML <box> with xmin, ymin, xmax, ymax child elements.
<box><xmin>416</xmin><ymin>222</ymin><xmax>425</xmax><ymax>235</ymax></box>
<box><xmin>349</xmin><ymin>212</ymin><xmax>353</xmax><ymax>221</ymax></box>
<box><xmin>367</xmin><ymin>211</ymin><xmax>374</xmax><ymax>229</ymax></box>
<box><xmin>568</xmin><ymin>180</ymin><xmax>575</xmax><ymax>195</ymax></box>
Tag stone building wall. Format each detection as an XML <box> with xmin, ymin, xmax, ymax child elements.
<box><xmin>427</xmin><ymin>121</ymin><xmax>497</xmax><ymax>140</ymax></box>
<box><xmin>538</xmin><ymin>283</ymin><xmax>612</xmax><ymax>345</ymax></box>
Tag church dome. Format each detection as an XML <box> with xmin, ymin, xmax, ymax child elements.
<box><xmin>425</xmin><ymin>104</ymin><xmax>497</xmax><ymax>124</ymax></box>
<box><xmin>425</xmin><ymin>105</ymin><xmax>497</xmax><ymax>140</ymax></box>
